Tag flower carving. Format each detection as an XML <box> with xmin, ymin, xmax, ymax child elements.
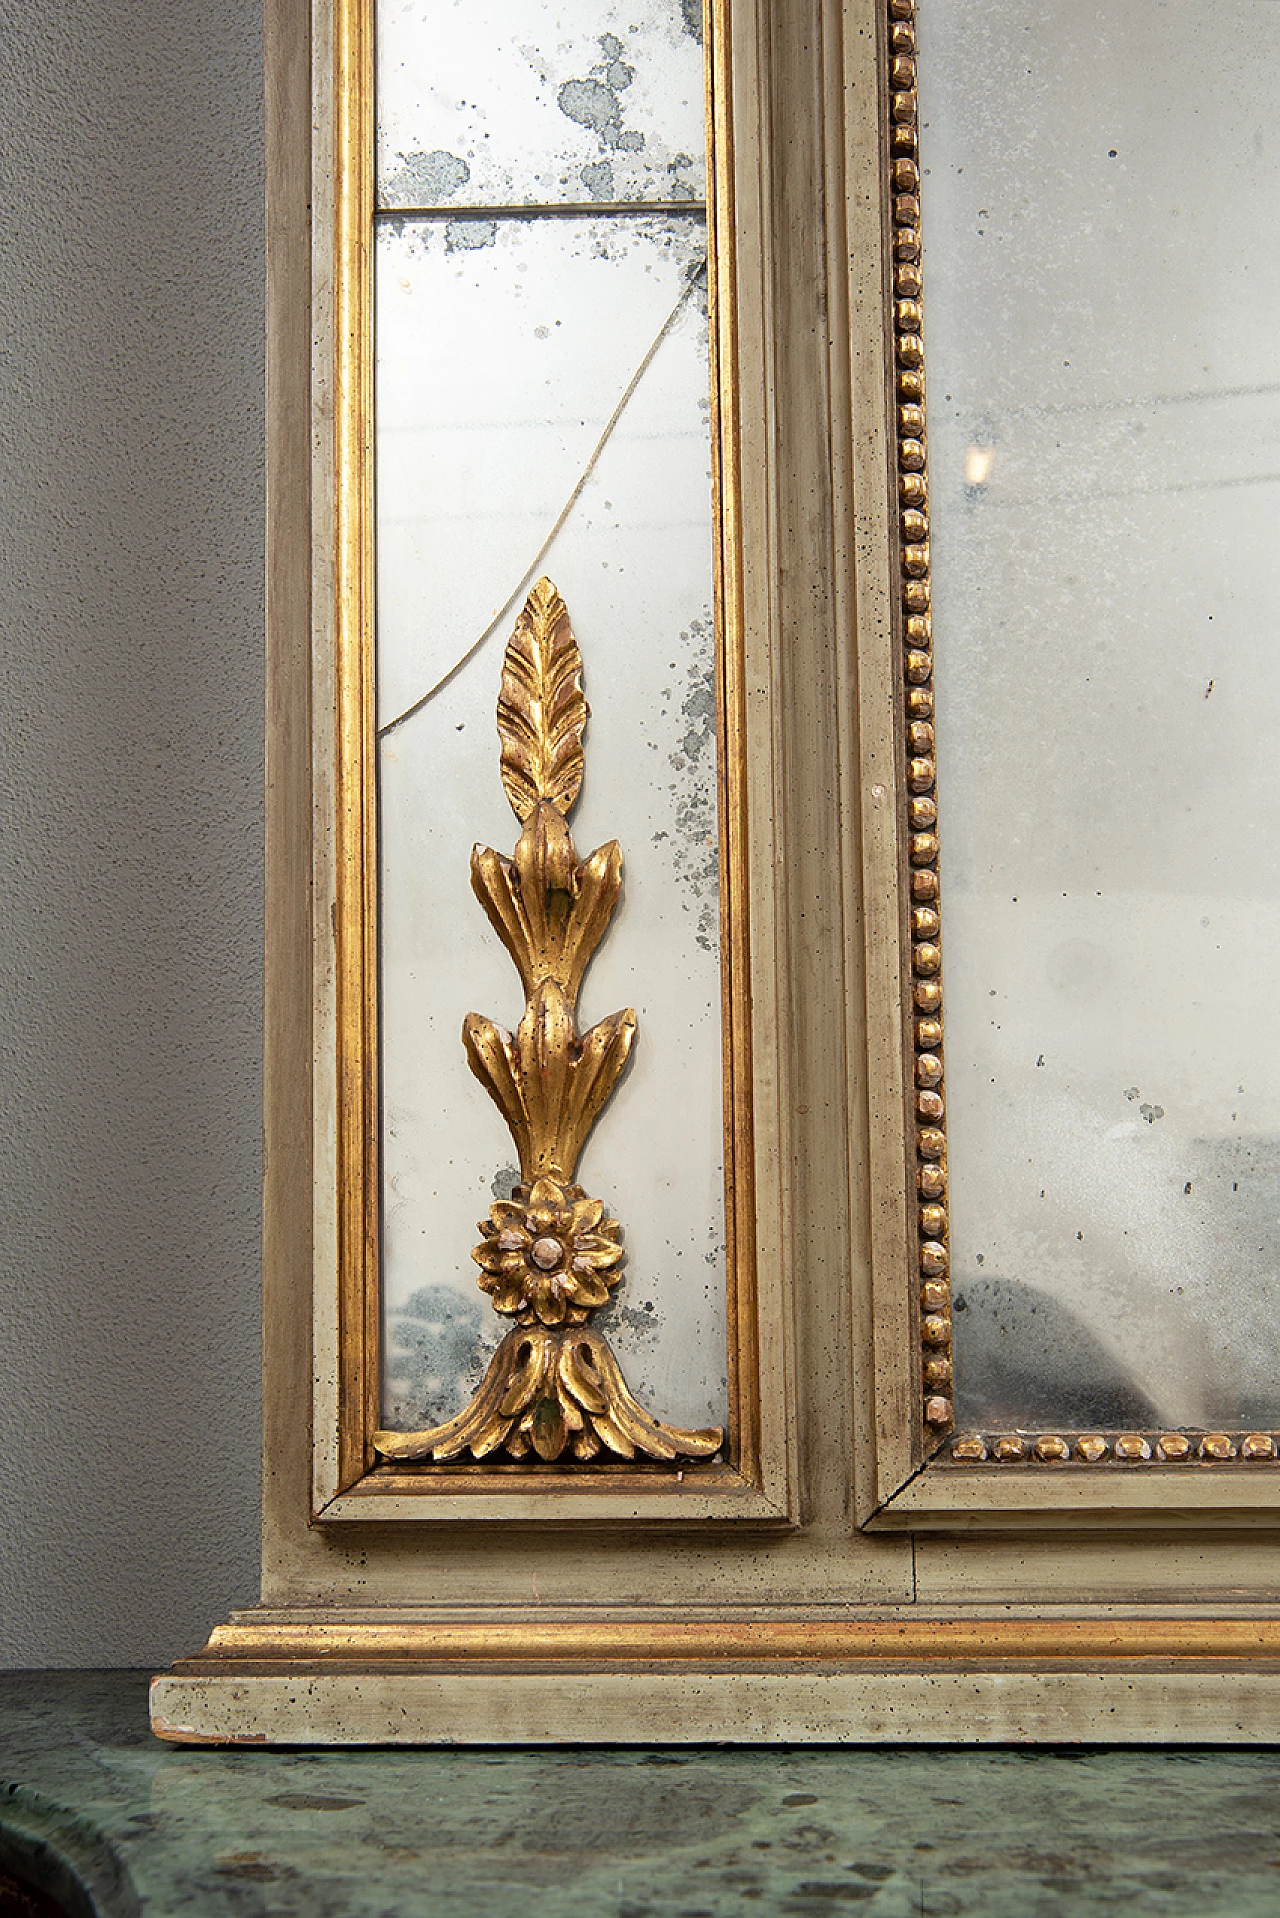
<box><xmin>473</xmin><ymin>1176</ymin><xmax>624</xmax><ymax>1327</ymax></box>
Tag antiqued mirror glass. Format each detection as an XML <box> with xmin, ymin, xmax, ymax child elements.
<box><xmin>373</xmin><ymin>0</ymin><xmax>728</xmax><ymax>1452</ymax></box>
<box><xmin>377</xmin><ymin>0</ymin><xmax>706</xmax><ymax>209</ymax></box>
<box><xmin>919</xmin><ymin>0</ymin><xmax>1280</xmax><ymax>1437</ymax></box>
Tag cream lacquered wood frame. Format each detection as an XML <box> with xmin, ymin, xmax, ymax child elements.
<box><xmin>149</xmin><ymin>0</ymin><xmax>1280</xmax><ymax>1744</ymax></box>
<box><xmin>314</xmin><ymin>0</ymin><xmax>792</xmax><ymax>1527</ymax></box>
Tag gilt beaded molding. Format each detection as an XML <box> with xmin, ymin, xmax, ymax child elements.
<box><xmin>883</xmin><ymin>0</ymin><xmax>954</xmax><ymax>1451</ymax></box>
<box><xmin>950</xmin><ymin>1429</ymin><xmax>1280</xmax><ymax>1467</ymax></box>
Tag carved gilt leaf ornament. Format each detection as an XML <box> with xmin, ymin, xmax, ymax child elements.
<box><xmin>375</xmin><ymin>579</ymin><xmax>724</xmax><ymax>1466</ymax></box>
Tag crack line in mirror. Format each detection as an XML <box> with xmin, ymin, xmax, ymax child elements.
<box><xmin>377</xmin><ymin>257</ymin><xmax>708</xmax><ymax>739</ymax></box>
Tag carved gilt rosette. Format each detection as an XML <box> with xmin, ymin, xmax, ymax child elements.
<box><xmin>375</xmin><ymin>580</ymin><xmax>724</xmax><ymax>1467</ymax></box>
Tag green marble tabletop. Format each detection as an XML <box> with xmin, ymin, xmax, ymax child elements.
<box><xmin>3</xmin><ymin>1671</ymin><xmax>1280</xmax><ymax>1915</ymax></box>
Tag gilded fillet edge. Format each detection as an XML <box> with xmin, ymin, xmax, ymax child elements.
<box><xmin>375</xmin><ymin>579</ymin><xmax>723</xmax><ymax>1466</ymax></box>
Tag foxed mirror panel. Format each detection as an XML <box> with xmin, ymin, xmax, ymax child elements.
<box><xmin>375</xmin><ymin>192</ymin><xmax>728</xmax><ymax>1439</ymax></box>
<box><xmin>376</xmin><ymin>0</ymin><xmax>706</xmax><ymax>209</ymax></box>
<box><xmin>918</xmin><ymin>0</ymin><xmax>1280</xmax><ymax>1435</ymax></box>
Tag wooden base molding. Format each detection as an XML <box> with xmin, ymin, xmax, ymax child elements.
<box><xmin>150</xmin><ymin>1611</ymin><xmax>1280</xmax><ymax>1744</ymax></box>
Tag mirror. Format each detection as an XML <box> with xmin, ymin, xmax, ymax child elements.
<box><xmin>918</xmin><ymin>0</ymin><xmax>1280</xmax><ymax>1437</ymax></box>
<box><xmin>372</xmin><ymin>0</ymin><xmax>729</xmax><ymax>1445</ymax></box>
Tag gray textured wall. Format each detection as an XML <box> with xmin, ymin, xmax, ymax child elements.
<box><xmin>0</xmin><ymin>0</ymin><xmax>264</xmax><ymax>1665</ymax></box>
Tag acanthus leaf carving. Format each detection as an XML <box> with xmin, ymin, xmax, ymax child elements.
<box><xmin>461</xmin><ymin>984</ymin><xmax>636</xmax><ymax>1182</ymax></box>
<box><xmin>497</xmin><ymin>576</ymin><xmax>588</xmax><ymax>823</ymax></box>
<box><xmin>469</xmin><ymin>802</ymin><xmax>623</xmax><ymax>1004</ymax></box>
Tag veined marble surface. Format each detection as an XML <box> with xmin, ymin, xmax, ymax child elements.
<box><xmin>4</xmin><ymin>1671</ymin><xmax>1280</xmax><ymax>1915</ymax></box>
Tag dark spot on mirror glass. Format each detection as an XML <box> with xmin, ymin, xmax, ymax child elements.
<box><xmin>385</xmin><ymin>148</ymin><xmax>470</xmax><ymax>203</ymax></box>
<box><xmin>445</xmin><ymin>218</ymin><xmax>497</xmax><ymax>252</ymax></box>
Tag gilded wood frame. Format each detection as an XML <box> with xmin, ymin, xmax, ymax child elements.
<box><xmin>148</xmin><ymin>0</ymin><xmax>1280</xmax><ymax>1745</ymax></box>
<box><xmin>313</xmin><ymin>0</ymin><xmax>1280</xmax><ymax>1533</ymax></box>
<box><xmin>310</xmin><ymin>0</ymin><xmax>796</xmax><ymax>1522</ymax></box>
